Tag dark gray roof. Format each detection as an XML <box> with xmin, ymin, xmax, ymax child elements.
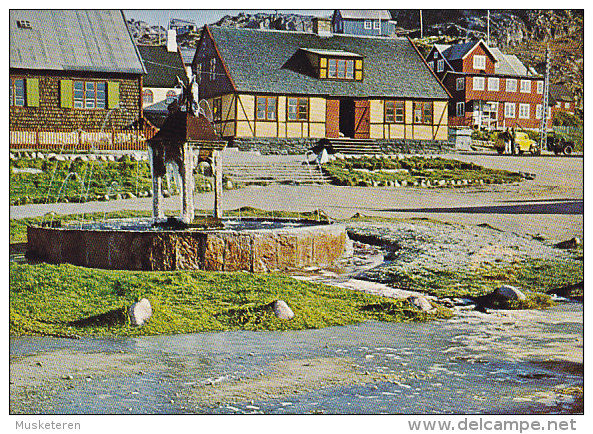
<box><xmin>10</xmin><ymin>10</ymin><xmax>145</xmax><ymax>74</ymax></box>
<box><xmin>441</xmin><ymin>41</ymin><xmax>478</xmax><ymax>61</ymax></box>
<box><xmin>550</xmin><ymin>84</ymin><xmax>573</xmax><ymax>103</ymax></box>
<box><xmin>207</xmin><ymin>26</ymin><xmax>449</xmax><ymax>99</ymax></box>
<box><xmin>137</xmin><ymin>44</ymin><xmax>188</xmax><ymax>88</ymax></box>
<box><xmin>338</xmin><ymin>10</ymin><xmax>392</xmax><ymax>20</ymax></box>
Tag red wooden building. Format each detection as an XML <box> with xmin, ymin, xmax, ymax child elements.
<box><xmin>427</xmin><ymin>40</ymin><xmax>551</xmax><ymax>130</ymax></box>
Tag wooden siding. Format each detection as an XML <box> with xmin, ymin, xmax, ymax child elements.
<box><xmin>9</xmin><ymin>70</ymin><xmax>141</xmax><ymax>131</ymax></box>
<box><xmin>354</xmin><ymin>99</ymin><xmax>370</xmax><ymax>138</ymax></box>
<box><xmin>325</xmin><ymin>99</ymin><xmax>340</xmax><ymax>138</ymax></box>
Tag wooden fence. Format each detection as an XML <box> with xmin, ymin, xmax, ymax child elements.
<box><xmin>9</xmin><ymin>126</ymin><xmax>158</xmax><ymax>151</ymax></box>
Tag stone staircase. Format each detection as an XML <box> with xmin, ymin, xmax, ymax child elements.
<box><xmin>324</xmin><ymin>138</ymin><xmax>384</xmax><ymax>155</ymax></box>
<box><xmin>224</xmin><ymin>160</ymin><xmax>331</xmax><ymax>185</ymax></box>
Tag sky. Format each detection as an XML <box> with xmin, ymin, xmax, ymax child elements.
<box><xmin>123</xmin><ymin>9</ymin><xmax>333</xmax><ymax>27</ymax></box>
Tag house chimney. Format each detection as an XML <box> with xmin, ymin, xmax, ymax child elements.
<box><xmin>167</xmin><ymin>29</ymin><xmax>177</xmax><ymax>52</ymax></box>
<box><xmin>313</xmin><ymin>17</ymin><xmax>332</xmax><ymax>37</ymax></box>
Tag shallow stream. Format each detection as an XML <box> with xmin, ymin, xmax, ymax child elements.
<box><xmin>10</xmin><ymin>303</ymin><xmax>582</xmax><ymax>415</ymax></box>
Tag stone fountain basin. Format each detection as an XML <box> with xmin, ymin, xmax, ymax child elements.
<box><xmin>26</xmin><ymin>218</ymin><xmax>347</xmax><ymax>272</ymax></box>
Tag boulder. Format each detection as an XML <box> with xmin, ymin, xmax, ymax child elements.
<box><xmin>494</xmin><ymin>285</ymin><xmax>526</xmax><ymax>301</ymax></box>
<box><xmin>407</xmin><ymin>295</ymin><xmax>434</xmax><ymax>312</ymax></box>
<box><xmin>272</xmin><ymin>300</ymin><xmax>294</xmax><ymax>320</ymax></box>
<box><xmin>555</xmin><ymin>237</ymin><xmax>581</xmax><ymax>249</ymax></box>
<box><xmin>129</xmin><ymin>298</ymin><xmax>152</xmax><ymax>327</ymax></box>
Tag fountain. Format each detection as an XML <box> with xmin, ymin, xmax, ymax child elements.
<box><xmin>26</xmin><ymin>76</ymin><xmax>347</xmax><ymax>272</ymax></box>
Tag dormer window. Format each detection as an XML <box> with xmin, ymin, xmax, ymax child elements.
<box><xmin>299</xmin><ymin>48</ymin><xmax>363</xmax><ymax>81</ymax></box>
<box><xmin>473</xmin><ymin>55</ymin><xmax>486</xmax><ymax>70</ymax></box>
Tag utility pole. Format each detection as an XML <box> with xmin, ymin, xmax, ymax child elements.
<box><xmin>420</xmin><ymin>10</ymin><xmax>423</xmax><ymax>38</ymax></box>
<box><xmin>539</xmin><ymin>44</ymin><xmax>551</xmax><ymax>154</ymax></box>
<box><xmin>487</xmin><ymin>10</ymin><xmax>490</xmax><ymax>45</ymax></box>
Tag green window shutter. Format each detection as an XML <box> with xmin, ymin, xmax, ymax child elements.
<box><xmin>25</xmin><ymin>78</ymin><xmax>40</xmax><ymax>107</ymax></box>
<box><xmin>107</xmin><ymin>81</ymin><xmax>120</xmax><ymax>108</ymax></box>
<box><xmin>60</xmin><ymin>80</ymin><xmax>73</xmax><ymax>108</ymax></box>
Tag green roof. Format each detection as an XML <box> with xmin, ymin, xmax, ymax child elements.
<box><xmin>207</xmin><ymin>26</ymin><xmax>449</xmax><ymax>100</ymax></box>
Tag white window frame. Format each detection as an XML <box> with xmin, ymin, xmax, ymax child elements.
<box><xmin>437</xmin><ymin>59</ymin><xmax>444</xmax><ymax>73</ymax></box>
<box><xmin>456</xmin><ymin>102</ymin><xmax>465</xmax><ymax>117</ymax></box>
<box><xmin>209</xmin><ymin>58</ymin><xmax>216</xmax><ymax>81</ymax></box>
<box><xmin>536</xmin><ymin>81</ymin><xmax>544</xmax><ymax>94</ymax></box>
<box><xmin>520</xmin><ymin>80</ymin><xmax>531</xmax><ymax>93</ymax></box>
<box><xmin>536</xmin><ymin>104</ymin><xmax>543</xmax><ymax>119</ymax></box>
<box><xmin>373</xmin><ymin>20</ymin><xmax>380</xmax><ymax>29</ymax></box>
<box><xmin>504</xmin><ymin>102</ymin><xmax>516</xmax><ymax>118</ymax></box>
<box><xmin>472</xmin><ymin>76</ymin><xmax>485</xmax><ymax>91</ymax></box>
<box><xmin>456</xmin><ymin>77</ymin><xmax>465</xmax><ymax>91</ymax></box>
<box><xmin>565</xmin><ymin>102</ymin><xmax>571</xmax><ymax>109</ymax></box>
<box><xmin>487</xmin><ymin>77</ymin><xmax>499</xmax><ymax>92</ymax></box>
<box><xmin>473</xmin><ymin>55</ymin><xmax>486</xmax><ymax>70</ymax></box>
<box><xmin>433</xmin><ymin>52</ymin><xmax>438</xmax><ymax>59</ymax></box>
<box><xmin>364</xmin><ymin>20</ymin><xmax>372</xmax><ymax>29</ymax></box>
<box><xmin>518</xmin><ymin>103</ymin><xmax>530</xmax><ymax>119</ymax></box>
<box><xmin>506</xmin><ymin>78</ymin><xmax>517</xmax><ymax>92</ymax></box>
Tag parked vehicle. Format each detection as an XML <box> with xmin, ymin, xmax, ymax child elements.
<box><xmin>494</xmin><ymin>130</ymin><xmax>539</xmax><ymax>155</ymax></box>
<box><xmin>546</xmin><ymin>132</ymin><xmax>575</xmax><ymax>156</ymax></box>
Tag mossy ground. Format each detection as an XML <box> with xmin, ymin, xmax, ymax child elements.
<box><xmin>9</xmin><ymin>262</ymin><xmax>450</xmax><ymax>338</ymax></box>
<box><xmin>323</xmin><ymin>156</ymin><xmax>523</xmax><ymax>187</ymax></box>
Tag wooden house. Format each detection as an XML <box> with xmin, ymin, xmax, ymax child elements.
<box><xmin>427</xmin><ymin>40</ymin><xmax>550</xmax><ymax>130</ymax></box>
<box><xmin>550</xmin><ymin>83</ymin><xmax>576</xmax><ymax>119</ymax></box>
<box><xmin>9</xmin><ymin>10</ymin><xmax>146</xmax><ymax>149</ymax></box>
<box><xmin>332</xmin><ymin>10</ymin><xmax>396</xmax><ymax>37</ymax></box>
<box><xmin>192</xmin><ymin>25</ymin><xmax>450</xmax><ymax>151</ymax></box>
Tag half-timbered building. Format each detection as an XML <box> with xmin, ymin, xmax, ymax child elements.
<box><xmin>192</xmin><ymin>23</ymin><xmax>450</xmax><ymax>152</ymax></box>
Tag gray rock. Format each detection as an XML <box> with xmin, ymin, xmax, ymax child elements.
<box><xmin>407</xmin><ymin>295</ymin><xmax>434</xmax><ymax>312</ymax></box>
<box><xmin>555</xmin><ymin>237</ymin><xmax>581</xmax><ymax>249</ymax></box>
<box><xmin>494</xmin><ymin>285</ymin><xmax>526</xmax><ymax>301</ymax></box>
<box><xmin>129</xmin><ymin>298</ymin><xmax>153</xmax><ymax>327</ymax></box>
<box><xmin>272</xmin><ymin>300</ymin><xmax>294</xmax><ymax>320</ymax></box>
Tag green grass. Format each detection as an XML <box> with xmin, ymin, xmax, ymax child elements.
<box><xmin>323</xmin><ymin>156</ymin><xmax>523</xmax><ymax>187</ymax></box>
<box><xmin>9</xmin><ymin>157</ymin><xmax>233</xmax><ymax>206</ymax></box>
<box><xmin>9</xmin><ymin>262</ymin><xmax>451</xmax><ymax>338</ymax></box>
<box><xmin>371</xmin><ymin>258</ymin><xmax>583</xmax><ymax>306</ymax></box>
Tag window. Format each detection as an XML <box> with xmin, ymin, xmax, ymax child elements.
<box><xmin>10</xmin><ymin>78</ymin><xmax>25</xmax><ymax>106</ymax></box>
<box><xmin>209</xmin><ymin>58</ymin><xmax>216</xmax><ymax>81</ymax></box>
<box><xmin>565</xmin><ymin>102</ymin><xmax>571</xmax><ymax>109</ymax></box>
<box><xmin>473</xmin><ymin>55</ymin><xmax>486</xmax><ymax>70</ymax></box>
<box><xmin>364</xmin><ymin>20</ymin><xmax>372</xmax><ymax>29</ymax></box>
<box><xmin>385</xmin><ymin>100</ymin><xmax>404</xmax><ymax>123</ymax></box>
<box><xmin>536</xmin><ymin>104</ymin><xmax>543</xmax><ymax>119</ymax></box>
<box><xmin>487</xmin><ymin>77</ymin><xmax>499</xmax><ymax>92</ymax></box>
<box><xmin>73</xmin><ymin>80</ymin><xmax>106</xmax><ymax>109</ymax></box>
<box><xmin>373</xmin><ymin>20</ymin><xmax>380</xmax><ymax>29</ymax></box>
<box><xmin>456</xmin><ymin>77</ymin><xmax>465</xmax><ymax>91</ymax></box>
<box><xmin>504</xmin><ymin>102</ymin><xmax>516</xmax><ymax>118</ymax></box>
<box><xmin>456</xmin><ymin>102</ymin><xmax>465</xmax><ymax>117</ymax></box>
<box><xmin>433</xmin><ymin>52</ymin><xmax>438</xmax><ymax>59</ymax></box>
<box><xmin>287</xmin><ymin>97</ymin><xmax>309</xmax><ymax>121</ymax></box>
<box><xmin>195</xmin><ymin>63</ymin><xmax>202</xmax><ymax>83</ymax></box>
<box><xmin>166</xmin><ymin>90</ymin><xmax>178</xmax><ymax>104</ymax></box>
<box><xmin>518</xmin><ymin>103</ymin><xmax>530</xmax><ymax>119</ymax></box>
<box><xmin>506</xmin><ymin>79</ymin><xmax>517</xmax><ymax>92</ymax></box>
<box><xmin>256</xmin><ymin>96</ymin><xmax>277</xmax><ymax>121</ymax></box>
<box><xmin>472</xmin><ymin>76</ymin><xmax>485</xmax><ymax>91</ymax></box>
<box><xmin>537</xmin><ymin>81</ymin><xmax>544</xmax><ymax>94</ymax></box>
<box><xmin>520</xmin><ymin>80</ymin><xmax>531</xmax><ymax>93</ymax></box>
<box><xmin>437</xmin><ymin>59</ymin><xmax>444</xmax><ymax>73</ymax></box>
<box><xmin>142</xmin><ymin>89</ymin><xmax>153</xmax><ymax>104</ymax></box>
<box><xmin>212</xmin><ymin>97</ymin><xmax>222</xmax><ymax>121</ymax></box>
<box><xmin>328</xmin><ymin>58</ymin><xmax>355</xmax><ymax>80</ymax></box>
<box><xmin>413</xmin><ymin>101</ymin><xmax>432</xmax><ymax>124</ymax></box>
<box><xmin>556</xmin><ymin>102</ymin><xmax>561</xmax><ymax>108</ymax></box>
<box><xmin>16</xmin><ymin>20</ymin><xmax>31</xmax><ymax>29</ymax></box>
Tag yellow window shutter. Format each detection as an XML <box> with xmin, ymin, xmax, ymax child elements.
<box><xmin>355</xmin><ymin>70</ymin><xmax>363</xmax><ymax>80</ymax></box>
<box><xmin>320</xmin><ymin>68</ymin><xmax>327</xmax><ymax>79</ymax></box>
<box><xmin>355</xmin><ymin>59</ymin><xmax>363</xmax><ymax>69</ymax></box>
<box><xmin>320</xmin><ymin>57</ymin><xmax>327</xmax><ymax>68</ymax></box>
<box><xmin>60</xmin><ymin>79</ymin><xmax>73</xmax><ymax>108</ymax></box>
<box><xmin>107</xmin><ymin>81</ymin><xmax>120</xmax><ymax>108</ymax></box>
<box><xmin>26</xmin><ymin>78</ymin><xmax>40</xmax><ymax>107</ymax></box>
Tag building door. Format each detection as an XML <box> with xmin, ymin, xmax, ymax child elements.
<box><xmin>326</xmin><ymin>99</ymin><xmax>340</xmax><ymax>138</ymax></box>
<box><xmin>339</xmin><ymin>98</ymin><xmax>356</xmax><ymax>138</ymax></box>
<box><xmin>354</xmin><ymin>99</ymin><xmax>370</xmax><ymax>138</ymax></box>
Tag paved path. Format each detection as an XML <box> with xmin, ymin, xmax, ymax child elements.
<box><xmin>10</xmin><ymin>153</ymin><xmax>583</xmax><ymax>242</ymax></box>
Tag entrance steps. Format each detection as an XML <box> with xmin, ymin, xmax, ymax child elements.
<box><xmin>323</xmin><ymin>138</ymin><xmax>384</xmax><ymax>155</ymax></box>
